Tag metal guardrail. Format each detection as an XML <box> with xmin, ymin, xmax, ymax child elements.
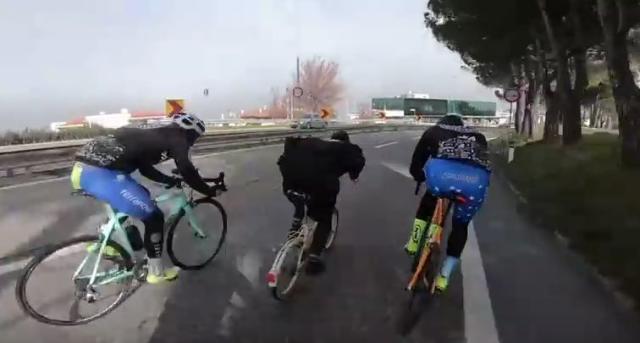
<box><xmin>0</xmin><ymin>124</ymin><xmax>423</xmax><ymax>179</ymax></box>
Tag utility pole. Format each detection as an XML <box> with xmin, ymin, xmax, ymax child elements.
<box><xmin>292</xmin><ymin>56</ymin><xmax>300</xmax><ymax>119</ymax></box>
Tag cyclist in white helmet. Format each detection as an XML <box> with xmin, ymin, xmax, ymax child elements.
<box><xmin>71</xmin><ymin>113</ymin><xmax>217</xmax><ymax>284</ymax></box>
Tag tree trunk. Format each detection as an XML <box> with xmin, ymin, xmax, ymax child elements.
<box><xmin>536</xmin><ymin>35</ymin><xmax>560</xmax><ymax>142</ymax></box>
<box><xmin>521</xmin><ymin>57</ymin><xmax>538</xmax><ymax>138</ymax></box>
<box><xmin>538</xmin><ymin>0</ymin><xmax>582</xmax><ymax>145</ymax></box>
<box><xmin>598</xmin><ymin>0</ymin><xmax>640</xmax><ymax>167</ymax></box>
<box><xmin>510</xmin><ymin>62</ymin><xmax>522</xmax><ymax>133</ymax></box>
<box><xmin>589</xmin><ymin>101</ymin><xmax>597</xmax><ymax>128</ymax></box>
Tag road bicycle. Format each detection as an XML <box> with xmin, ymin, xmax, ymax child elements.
<box><xmin>398</xmin><ymin>182</ymin><xmax>468</xmax><ymax>335</ymax></box>
<box><xmin>266</xmin><ymin>191</ymin><xmax>339</xmax><ymax>301</ymax></box>
<box><xmin>15</xmin><ymin>172</ymin><xmax>227</xmax><ymax>325</ymax></box>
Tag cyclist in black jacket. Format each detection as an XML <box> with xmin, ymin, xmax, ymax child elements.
<box><xmin>277</xmin><ymin>130</ymin><xmax>365</xmax><ymax>274</ymax></box>
<box><xmin>71</xmin><ymin>113</ymin><xmax>218</xmax><ymax>284</ymax></box>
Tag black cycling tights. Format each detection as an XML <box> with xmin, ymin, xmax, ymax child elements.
<box><xmin>285</xmin><ymin>190</ymin><xmax>336</xmax><ymax>256</ymax></box>
<box><xmin>416</xmin><ymin>192</ymin><xmax>469</xmax><ymax>258</ymax></box>
<box><xmin>142</xmin><ymin>210</ymin><xmax>165</xmax><ymax>259</ymax></box>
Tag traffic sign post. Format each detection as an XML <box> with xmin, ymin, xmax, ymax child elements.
<box><xmin>503</xmin><ymin>89</ymin><xmax>520</xmax><ymax>128</ymax></box>
<box><xmin>165</xmin><ymin>99</ymin><xmax>185</xmax><ymax>117</ymax></box>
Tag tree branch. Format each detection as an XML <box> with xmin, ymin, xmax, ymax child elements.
<box><xmin>615</xmin><ymin>0</ymin><xmax>629</xmax><ymax>33</ymax></box>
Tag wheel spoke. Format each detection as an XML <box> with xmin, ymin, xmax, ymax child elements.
<box><xmin>167</xmin><ymin>198</ymin><xmax>227</xmax><ymax>270</ymax></box>
<box><xmin>16</xmin><ymin>235</ymin><xmax>133</xmax><ymax>325</ymax></box>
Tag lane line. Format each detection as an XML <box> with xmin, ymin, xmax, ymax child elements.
<box><xmin>374</xmin><ymin>141</ymin><xmax>398</xmax><ymax>149</ymax></box>
<box><xmin>0</xmin><ymin>176</ymin><xmax>69</xmax><ymax>191</ymax></box>
<box><xmin>463</xmin><ymin>222</ymin><xmax>501</xmax><ymax>343</ymax></box>
<box><xmin>380</xmin><ymin>161</ymin><xmax>413</xmax><ymax>179</ymax></box>
<box><xmin>0</xmin><ymin>259</ymin><xmax>26</xmax><ymax>276</ymax></box>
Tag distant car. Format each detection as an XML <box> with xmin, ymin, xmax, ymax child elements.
<box><xmin>298</xmin><ymin>113</ymin><xmax>327</xmax><ymax>129</ymax></box>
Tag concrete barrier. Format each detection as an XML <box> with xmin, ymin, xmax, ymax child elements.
<box><xmin>0</xmin><ymin>124</ymin><xmax>421</xmax><ymax>180</ymax></box>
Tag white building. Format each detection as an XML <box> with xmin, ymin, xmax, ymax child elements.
<box><xmin>51</xmin><ymin>108</ymin><xmax>167</xmax><ymax>131</ymax></box>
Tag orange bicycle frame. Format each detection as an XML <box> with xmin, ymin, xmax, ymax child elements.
<box><xmin>407</xmin><ymin>197</ymin><xmax>450</xmax><ymax>291</ymax></box>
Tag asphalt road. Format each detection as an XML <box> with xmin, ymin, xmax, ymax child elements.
<box><xmin>0</xmin><ymin>130</ymin><xmax>638</xmax><ymax>343</ymax></box>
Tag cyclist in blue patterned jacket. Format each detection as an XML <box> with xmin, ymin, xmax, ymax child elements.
<box><xmin>407</xmin><ymin>114</ymin><xmax>491</xmax><ymax>292</ymax></box>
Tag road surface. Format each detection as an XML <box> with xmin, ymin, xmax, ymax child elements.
<box><xmin>0</xmin><ymin>130</ymin><xmax>638</xmax><ymax>343</ymax></box>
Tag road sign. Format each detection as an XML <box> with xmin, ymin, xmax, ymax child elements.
<box><xmin>503</xmin><ymin>89</ymin><xmax>520</xmax><ymax>103</ymax></box>
<box><xmin>292</xmin><ymin>87</ymin><xmax>303</xmax><ymax>98</ymax></box>
<box><xmin>165</xmin><ymin>99</ymin><xmax>185</xmax><ymax>116</ymax></box>
<box><xmin>320</xmin><ymin>108</ymin><xmax>333</xmax><ymax>119</ymax></box>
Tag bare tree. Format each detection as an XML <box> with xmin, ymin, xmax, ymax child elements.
<box><xmin>267</xmin><ymin>87</ymin><xmax>288</xmax><ymax>119</ymax></box>
<box><xmin>290</xmin><ymin>57</ymin><xmax>344</xmax><ymax>116</ymax></box>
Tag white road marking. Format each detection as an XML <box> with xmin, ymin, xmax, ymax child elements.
<box><xmin>413</xmin><ymin>136</ymin><xmax>422</xmax><ymax>140</ymax></box>
<box><xmin>218</xmin><ymin>291</ymin><xmax>245</xmax><ymax>337</ymax></box>
<box><xmin>380</xmin><ymin>161</ymin><xmax>413</xmax><ymax>179</ymax></box>
<box><xmin>374</xmin><ymin>141</ymin><xmax>398</xmax><ymax>149</ymax></box>
<box><xmin>194</xmin><ymin>144</ymin><xmax>279</xmax><ymax>160</ymax></box>
<box><xmin>236</xmin><ymin>251</ymin><xmax>262</xmax><ymax>289</ymax></box>
<box><xmin>462</xmin><ymin>222</ymin><xmax>501</xmax><ymax>343</ymax></box>
<box><xmin>0</xmin><ymin>259</ymin><xmax>27</xmax><ymax>276</ymax></box>
<box><xmin>0</xmin><ymin>176</ymin><xmax>69</xmax><ymax>191</ymax></box>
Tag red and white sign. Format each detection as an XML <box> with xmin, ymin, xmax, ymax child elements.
<box><xmin>503</xmin><ymin>89</ymin><xmax>520</xmax><ymax>103</ymax></box>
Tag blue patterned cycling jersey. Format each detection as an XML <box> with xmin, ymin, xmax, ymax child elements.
<box><xmin>436</xmin><ymin>134</ymin><xmax>490</xmax><ymax>169</ymax></box>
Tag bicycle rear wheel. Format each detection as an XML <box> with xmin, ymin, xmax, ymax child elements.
<box><xmin>324</xmin><ymin>208</ymin><xmax>339</xmax><ymax>250</ymax></box>
<box><xmin>398</xmin><ymin>244</ymin><xmax>441</xmax><ymax>335</ymax></box>
<box><xmin>166</xmin><ymin>197</ymin><xmax>228</xmax><ymax>270</ymax></box>
<box><xmin>267</xmin><ymin>238</ymin><xmax>305</xmax><ymax>301</ymax></box>
<box><xmin>15</xmin><ymin>235</ymin><xmax>134</xmax><ymax>326</ymax></box>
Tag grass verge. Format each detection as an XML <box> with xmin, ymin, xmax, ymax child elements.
<box><xmin>495</xmin><ymin>133</ymin><xmax>640</xmax><ymax>308</ymax></box>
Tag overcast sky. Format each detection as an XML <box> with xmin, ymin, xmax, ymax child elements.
<box><xmin>0</xmin><ymin>0</ymin><xmax>495</xmax><ymax>130</ymax></box>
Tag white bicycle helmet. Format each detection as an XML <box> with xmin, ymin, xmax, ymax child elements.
<box><xmin>173</xmin><ymin>113</ymin><xmax>206</xmax><ymax>136</ymax></box>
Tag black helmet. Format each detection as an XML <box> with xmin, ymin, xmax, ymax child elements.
<box><xmin>438</xmin><ymin>114</ymin><xmax>465</xmax><ymax>126</ymax></box>
<box><xmin>330</xmin><ymin>130</ymin><xmax>350</xmax><ymax>143</ymax></box>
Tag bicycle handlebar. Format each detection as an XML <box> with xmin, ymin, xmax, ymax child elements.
<box><xmin>167</xmin><ymin>169</ymin><xmax>228</xmax><ymax>195</ymax></box>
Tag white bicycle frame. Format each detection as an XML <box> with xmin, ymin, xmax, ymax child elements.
<box><xmin>72</xmin><ymin>186</ymin><xmax>207</xmax><ymax>286</ymax></box>
<box><xmin>267</xmin><ymin>216</ymin><xmax>318</xmax><ymax>288</ymax></box>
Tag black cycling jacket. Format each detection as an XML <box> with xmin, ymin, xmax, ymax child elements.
<box><xmin>409</xmin><ymin>124</ymin><xmax>489</xmax><ymax>182</ymax></box>
<box><xmin>278</xmin><ymin>136</ymin><xmax>366</xmax><ymax>194</ymax></box>
<box><xmin>75</xmin><ymin>125</ymin><xmax>213</xmax><ymax>196</ymax></box>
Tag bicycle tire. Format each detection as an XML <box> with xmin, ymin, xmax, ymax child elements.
<box><xmin>268</xmin><ymin>238</ymin><xmax>305</xmax><ymax>301</ymax></box>
<box><xmin>15</xmin><ymin>235</ymin><xmax>134</xmax><ymax>326</ymax></box>
<box><xmin>324</xmin><ymin>208</ymin><xmax>339</xmax><ymax>250</ymax></box>
<box><xmin>166</xmin><ymin>197</ymin><xmax>228</xmax><ymax>270</ymax></box>
<box><xmin>397</xmin><ymin>284</ymin><xmax>430</xmax><ymax>335</ymax></box>
<box><xmin>398</xmin><ymin>244</ymin><xmax>440</xmax><ymax>335</ymax></box>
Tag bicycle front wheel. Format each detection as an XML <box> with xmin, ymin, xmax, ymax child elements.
<box><xmin>15</xmin><ymin>235</ymin><xmax>134</xmax><ymax>326</ymax></box>
<box><xmin>166</xmin><ymin>197</ymin><xmax>228</xmax><ymax>270</ymax></box>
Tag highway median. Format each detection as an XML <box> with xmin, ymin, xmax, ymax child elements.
<box><xmin>0</xmin><ymin>124</ymin><xmax>427</xmax><ymax>188</ymax></box>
